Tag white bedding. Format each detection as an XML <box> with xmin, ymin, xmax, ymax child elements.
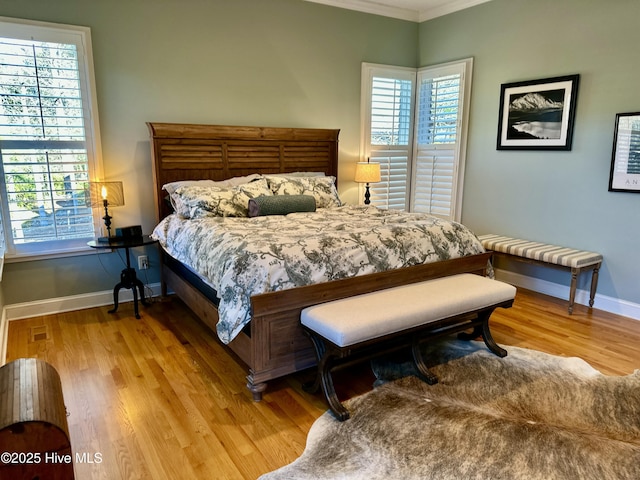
<box><xmin>152</xmin><ymin>205</ymin><xmax>485</xmax><ymax>344</ymax></box>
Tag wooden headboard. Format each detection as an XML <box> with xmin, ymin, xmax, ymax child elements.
<box><xmin>147</xmin><ymin>122</ymin><xmax>340</xmax><ymax>220</ymax></box>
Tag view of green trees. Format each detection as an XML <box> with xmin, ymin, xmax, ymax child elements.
<box><xmin>0</xmin><ymin>36</ymin><xmax>92</xmax><ymax>242</ymax></box>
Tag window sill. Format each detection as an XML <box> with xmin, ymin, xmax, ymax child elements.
<box><xmin>4</xmin><ymin>243</ymin><xmax>94</xmax><ymax>264</ymax></box>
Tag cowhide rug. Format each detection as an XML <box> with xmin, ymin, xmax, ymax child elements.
<box><xmin>260</xmin><ymin>339</ymin><xmax>640</xmax><ymax>480</ymax></box>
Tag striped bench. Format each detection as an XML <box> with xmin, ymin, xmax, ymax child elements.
<box><xmin>478</xmin><ymin>234</ymin><xmax>603</xmax><ymax>314</ymax></box>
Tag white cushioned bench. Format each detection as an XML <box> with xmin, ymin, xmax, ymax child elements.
<box><xmin>478</xmin><ymin>234</ymin><xmax>603</xmax><ymax>314</ymax></box>
<box><xmin>301</xmin><ymin>273</ymin><xmax>516</xmax><ymax>421</ymax></box>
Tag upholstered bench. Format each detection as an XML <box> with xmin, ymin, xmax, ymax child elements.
<box><xmin>478</xmin><ymin>234</ymin><xmax>603</xmax><ymax>314</ymax></box>
<box><xmin>301</xmin><ymin>273</ymin><xmax>516</xmax><ymax>421</ymax></box>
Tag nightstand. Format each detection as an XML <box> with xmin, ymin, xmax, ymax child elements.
<box><xmin>87</xmin><ymin>234</ymin><xmax>157</xmax><ymax>319</ymax></box>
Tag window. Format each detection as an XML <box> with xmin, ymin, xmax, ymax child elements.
<box><xmin>0</xmin><ymin>17</ymin><xmax>102</xmax><ymax>259</ymax></box>
<box><xmin>360</xmin><ymin>64</ymin><xmax>415</xmax><ymax>210</ymax></box>
<box><xmin>361</xmin><ymin>59</ymin><xmax>473</xmax><ymax>221</ymax></box>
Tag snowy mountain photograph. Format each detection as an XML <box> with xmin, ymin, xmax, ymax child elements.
<box><xmin>497</xmin><ymin>75</ymin><xmax>579</xmax><ymax>150</ymax></box>
<box><xmin>507</xmin><ymin>90</ymin><xmax>565</xmax><ymax>140</ymax></box>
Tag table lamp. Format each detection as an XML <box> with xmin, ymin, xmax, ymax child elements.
<box><xmin>354</xmin><ymin>159</ymin><xmax>381</xmax><ymax>205</ymax></box>
<box><xmin>88</xmin><ymin>181</ymin><xmax>124</xmax><ymax>242</ymax></box>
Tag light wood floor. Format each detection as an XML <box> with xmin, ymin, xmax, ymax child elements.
<box><xmin>6</xmin><ymin>289</ymin><xmax>640</xmax><ymax>479</ymax></box>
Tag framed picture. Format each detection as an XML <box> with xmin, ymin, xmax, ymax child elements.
<box><xmin>609</xmin><ymin>112</ymin><xmax>640</xmax><ymax>193</ymax></box>
<box><xmin>497</xmin><ymin>74</ymin><xmax>580</xmax><ymax>150</ymax></box>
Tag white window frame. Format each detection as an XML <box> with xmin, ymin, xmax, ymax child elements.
<box><xmin>411</xmin><ymin>58</ymin><xmax>473</xmax><ymax>221</ymax></box>
<box><xmin>360</xmin><ymin>63</ymin><xmax>416</xmax><ymax>210</ymax></box>
<box><xmin>360</xmin><ymin>58</ymin><xmax>473</xmax><ymax>222</ymax></box>
<box><xmin>0</xmin><ymin>16</ymin><xmax>104</xmax><ymax>261</ymax></box>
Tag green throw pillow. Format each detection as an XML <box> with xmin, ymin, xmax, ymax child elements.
<box><xmin>248</xmin><ymin>195</ymin><xmax>316</xmax><ymax>217</ymax></box>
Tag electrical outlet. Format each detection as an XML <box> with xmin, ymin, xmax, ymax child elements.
<box><xmin>138</xmin><ymin>255</ymin><xmax>149</xmax><ymax>270</ymax></box>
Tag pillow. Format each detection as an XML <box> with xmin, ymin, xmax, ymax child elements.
<box><xmin>224</xmin><ymin>173</ymin><xmax>263</xmax><ymax>187</ymax></box>
<box><xmin>265</xmin><ymin>175</ymin><xmax>342</xmax><ymax>209</ymax></box>
<box><xmin>167</xmin><ymin>191</ymin><xmax>191</xmax><ymax>218</ymax></box>
<box><xmin>164</xmin><ymin>180</ymin><xmax>220</xmax><ymax>217</ymax></box>
<box><xmin>164</xmin><ymin>174</ymin><xmax>263</xmax><ymax>217</ymax></box>
<box><xmin>173</xmin><ymin>178</ymin><xmax>272</xmax><ymax>218</ymax></box>
<box><xmin>266</xmin><ymin>171</ymin><xmax>326</xmax><ymax>178</ymax></box>
<box><xmin>248</xmin><ymin>194</ymin><xmax>316</xmax><ymax>217</ymax></box>
<box><xmin>162</xmin><ymin>174</ymin><xmax>262</xmax><ymax>195</ymax></box>
<box><xmin>163</xmin><ymin>179</ymin><xmax>221</xmax><ymax>196</ymax></box>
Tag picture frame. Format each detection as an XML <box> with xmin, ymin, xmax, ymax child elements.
<box><xmin>608</xmin><ymin>112</ymin><xmax>640</xmax><ymax>193</ymax></box>
<box><xmin>497</xmin><ymin>74</ymin><xmax>580</xmax><ymax>150</ymax></box>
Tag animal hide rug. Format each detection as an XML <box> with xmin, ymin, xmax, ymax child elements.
<box><xmin>259</xmin><ymin>339</ymin><xmax>640</xmax><ymax>480</ymax></box>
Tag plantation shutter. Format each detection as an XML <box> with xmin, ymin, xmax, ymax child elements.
<box><xmin>0</xmin><ymin>19</ymin><xmax>101</xmax><ymax>257</ymax></box>
<box><xmin>411</xmin><ymin>61</ymin><xmax>471</xmax><ymax>221</ymax></box>
<box><xmin>360</xmin><ymin>59</ymin><xmax>472</xmax><ymax>220</ymax></box>
<box><xmin>361</xmin><ymin>64</ymin><xmax>415</xmax><ymax>210</ymax></box>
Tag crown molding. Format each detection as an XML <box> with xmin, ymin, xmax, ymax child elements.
<box><xmin>418</xmin><ymin>0</ymin><xmax>493</xmax><ymax>21</ymax></box>
<box><xmin>303</xmin><ymin>0</ymin><xmax>493</xmax><ymax>23</ymax></box>
<box><xmin>304</xmin><ymin>0</ymin><xmax>419</xmax><ymax>22</ymax></box>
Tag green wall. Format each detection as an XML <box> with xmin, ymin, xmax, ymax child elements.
<box><xmin>420</xmin><ymin>0</ymin><xmax>640</xmax><ymax>309</ymax></box>
<box><xmin>1</xmin><ymin>0</ymin><xmax>418</xmax><ymax>304</ymax></box>
<box><xmin>2</xmin><ymin>0</ymin><xmax>638</xmax><ymax>315</ymax></box>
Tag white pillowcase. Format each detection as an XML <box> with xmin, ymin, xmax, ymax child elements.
<box><xmin>164</xmin><ymin>173</ymin><xmax>334</xmax><ymax>216</ymax></box>
<box><xmin>266</xmin><ymin>171</ymin><xmax>326</xmax><ymax>178</ymax></box>
<box><xmin>265</xmin><ymin>175</ymin><xmax>342</xmax><ymax>209</ymax></box>
<box><xmin>163</xmin><ymin>174</ymin><xmax>262</xmax><ymax>195</ymax></box>
<box><xmin>173</xmin><ymin>178</ymin><xmax>273</xmax><ymax>218</ymax></box>
<box><xmin>164</xmin><ymin>174</ymin><xmax>262</xmax><ymax>216</ymax></box>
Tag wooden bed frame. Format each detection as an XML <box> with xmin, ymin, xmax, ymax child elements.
<box><xmin>148</xmin><ymin>122</ymin><xmax>491</xmax><ymax>400</ymax></box>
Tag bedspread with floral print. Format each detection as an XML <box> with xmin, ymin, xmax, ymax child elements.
<box><xmin>152</xmin><ymin>205</ymin><xmax>485</xmax><ymax>344</ymax></box>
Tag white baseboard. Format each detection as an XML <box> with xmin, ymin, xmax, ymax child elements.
<box><xmin>494</xmin><ymin>268</ymin><xmax>640</xmax><ymax>321</ymax></box>
<box><xmin>4</xmin><ymin>283</ymin><xmax>163</xmax><ymax>321</ymax></box>
<box><xmin>4</xmin><ymin>275</ymin><xmax>640</xmax><ymax>322</ymax></box>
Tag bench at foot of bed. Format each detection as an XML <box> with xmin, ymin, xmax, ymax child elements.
<box><xmin>300</xmin><ymin>273</ymin><xmax>516</xmax><ymax>421</ymax></box>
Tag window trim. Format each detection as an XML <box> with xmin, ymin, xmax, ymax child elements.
<box><xmin>360</xmin><ymin>63</ymin><xmax>417</xmax><ymax>210</ymax></box>
<box><xmin>410</xmin><ymin>58</ymin><xmax>473</xmax><ymax>221</ymax></box>
<box><xmin>0</xmin><ymin>16</ymin><xmax>104</xmax><ymax>260</ymax></box>
<box><xmin>360</xmin><ymin>58</ymin><xmax>473</xmax><ymax>222</ymax></box>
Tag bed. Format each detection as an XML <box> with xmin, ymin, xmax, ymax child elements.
<box><xmin>148</xmin><ymin>122</ymin><xmax>491</xmax><ymax>400</ymax></box>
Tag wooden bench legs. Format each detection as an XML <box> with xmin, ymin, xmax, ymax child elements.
<box><xmin>411</xmin><ymin>340</ymin><xmax>439</xmax><ymax>385</ymax></box>
<box><xmin>303</xmin><ymin>304</ymin><xmax>509</xmax><ymax>421</ymax></box>
<box><xmin>302</xmin><ymin>335</ymin><xmax>351</xmax><ymax>421</ymax></box>
<box><xmin>487</xmin><ymin>253</ymin><xmax>602</xmax><ymax>315</ymax></box>
<box><xmin>570</xmin><ymin>263</ymin><xmax>601</xmax><ymax>314</ymax></box>
<box><xmin>478</xmin><ymin>235</ymin><xmax>603</xmax><ymax>315</ymax></box>
<box><xmin>303</xmin><ymin>334</ymin><xmax>442</xmax><ymax>422</ymax></box>
<box><xmin>457</xmin><ymin>310</ymin><xmax>508</xmax><ymax>358</ymax></box>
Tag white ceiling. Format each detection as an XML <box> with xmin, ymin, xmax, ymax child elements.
<box><xmin>303</xmin><ymin>0</ymin><xmax>493</xmax><ymax>22</ymax></box>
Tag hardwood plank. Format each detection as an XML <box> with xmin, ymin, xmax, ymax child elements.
<box><xmin>5</xmin><ymin>288</ymin><xmax>640</xmax><ymax>478</ymax></box>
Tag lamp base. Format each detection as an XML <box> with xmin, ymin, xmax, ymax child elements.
<box><xmin>364</xmin><ymin>184</ymin><xmax>371</xmax><ymax>205</ymax></box>
<box><xmin>96</xmin><ymin>236</ymin><xmax>113</xmax><ymax>244</ymax></box>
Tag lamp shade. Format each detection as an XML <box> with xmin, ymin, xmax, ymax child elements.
<box><xmin>354</xmin><ymin>162</ymin><xmax>381</xmax><ymax>183</ymax></box>
<box><xmin>88</xmin><ymin>181</ymin><xmax>125</xmax><ymax>207</ymax></box>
